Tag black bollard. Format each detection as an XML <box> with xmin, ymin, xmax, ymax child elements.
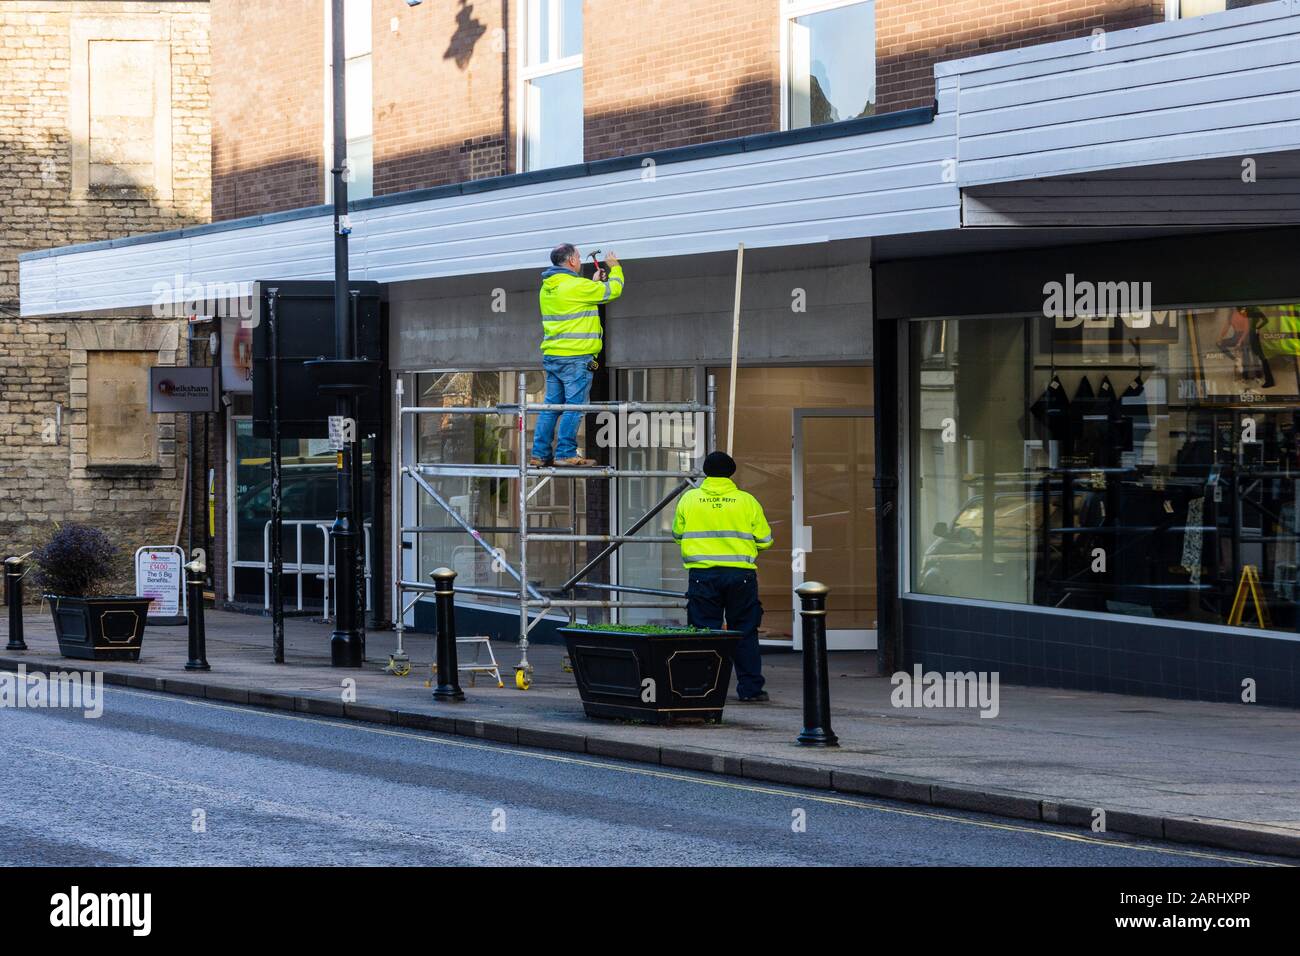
<box><xmin>795</xmin><ymin>581</ymin><xmax>838</xmax><ymax>747</ymax></box>
<box><xmin>431</xmin><ymin>567</ymin><xmax>465</xmax><ymax>702</ymax></box>
<box><xmin>5</xmin><ymin>555</ymin><xmax>27</xmax><ymax>651</ymax></box>
<box><xmin>184</xmin><ymin>558</ymin><xmax>210</xmax><ymax>671</ymax></box>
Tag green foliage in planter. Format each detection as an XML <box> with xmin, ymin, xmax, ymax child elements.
<box><xmin>31</xmin><ymin>523</ymin><xmax>120</xmax><ymax>597</ymax></box>
<box><xmin>567</xmin><ymin>622</ymin><xmax>717</xmax><ymax>635</ymax></box>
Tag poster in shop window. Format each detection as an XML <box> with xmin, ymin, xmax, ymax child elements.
<box><xmin>1186</xmin><ymin>304</ymin><xmax>1300</xmax><ymax>403</ymax></box>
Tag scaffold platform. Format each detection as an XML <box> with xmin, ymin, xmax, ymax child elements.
<box><xmin>392</xmin><ymin>373</ymin><xmax>717</xmax><ymax>689</ymax></box>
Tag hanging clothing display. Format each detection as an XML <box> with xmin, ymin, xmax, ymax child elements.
<box><xmin>1028</xmin><ymin>374</ymin><xmax>1072</xmax><ymax>456</ymax></box>
<box><xmin>1181</xmin><ymin>496</ymin><xmax>1206</xmax><ymax>586</ymax></box>
<box><xmin>1072</xmin><ymin>375</ymin><xmax>1112</xmax><ymax>467</ymax></box>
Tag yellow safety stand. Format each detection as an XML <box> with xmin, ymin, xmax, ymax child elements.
<box><xmin>1227</xmin><ymin>564</ymin><xmax>1271</xmax><ymax>629</ymax></box>
<box><xmin>425</xmin><ymin>636</ymin><xmax>506</xmax><ymax>689</ymax></box>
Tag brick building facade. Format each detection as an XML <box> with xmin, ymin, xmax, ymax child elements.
<box><xmin>209</xmin><ymin>0</ymin><xmax>1194</xmax><ymax>220</ymax></box>
<box><xmin>0</xmin><ymin>1</ymin><xmax>210</xmax><ymax>590</ymax></box>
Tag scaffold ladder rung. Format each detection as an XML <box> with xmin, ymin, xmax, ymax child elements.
<box><xmin>393</xmin><ymin>370</ymin><xmax>719</xmax><ymax>682</ymax></box>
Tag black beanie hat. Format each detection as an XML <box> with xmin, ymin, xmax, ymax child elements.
<box><xmin>702</xmin><ymin>451</ymin><xmax>737</xmax><ymax>478</ymax></box>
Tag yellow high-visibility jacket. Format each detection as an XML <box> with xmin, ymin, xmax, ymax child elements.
<box><xmin>1259</xmin><ymin>303</ymin><xmax>1300</xmax><ymax>358</ymax></box>
<box><xmin>538</xmin><ymin>263</ymin><xmax>625</xmax><ymax>357</ymax></box>
<box><xmin>672</xmin><ymin>477</ymin><xmax>774</xmax><ymax>570</ymax></box>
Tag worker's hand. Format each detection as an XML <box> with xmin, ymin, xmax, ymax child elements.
<box><xmin>603</xmin><ymin>250</ymin><xmax>619</xmax><ymax>268</ymax></box>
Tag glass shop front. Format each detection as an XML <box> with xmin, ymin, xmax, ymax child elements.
<box><xmin>909</xmin><ymin>300</ymin><xmax>1300</xmax><ymax>634</ymax></box>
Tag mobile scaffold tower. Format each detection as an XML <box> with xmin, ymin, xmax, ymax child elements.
<box><xmin>392</xmin><ymin>373</ymin><xmax>717</xmax><ymax>689</ymax></box>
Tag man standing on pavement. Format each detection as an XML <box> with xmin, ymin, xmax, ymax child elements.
<box><xmin>673</xmin><ymin>451</ymin><xmax>773</xmax><ymax>702</ymax></box>
<box><xmin>529</xmin><ymin>243</ymin><xmax>624</xmax><ymax>467</ymax></box>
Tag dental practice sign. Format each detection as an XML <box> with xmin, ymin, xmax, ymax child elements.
<box><xmin>148</xmin><ymin>366</ymin><xmax>219</xmax><ymax>413</ymax></box>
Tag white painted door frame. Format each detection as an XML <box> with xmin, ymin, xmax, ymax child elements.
<box><xmin>791</xmin><ymin>406</ymin><xmax>876</xmax><ymax>650</ymax></box>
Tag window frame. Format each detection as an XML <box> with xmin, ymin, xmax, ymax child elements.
<box><xmin>779</xmin><ymin>0</ymin><xmax>877</xmax><ymax>132</ymax></box>
<box><xmin>1166</xmin><ymin>0</ymin><xmax>1216</xmax><ymax>19</ymax></box>
<box><xmin>517</xmin><ymin>0</ymin><xmax>584</xmax><ymax>172</ymax></box>
<box><xmin>899</xmin><ymin>299</ymin><xmax>1300</xmax><ymax>639</ymax></box>
<box><xmin>323</xmin><ymin>0</ymin><xmax>374</xmax><ymax>203</ymax></box>
<box><xmin>85</xmin><ymin>350</ymin><xmax>160</xmax><ymax>468</ymax></box>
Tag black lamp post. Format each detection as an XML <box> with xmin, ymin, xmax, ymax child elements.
<box><xmin>305</xmin><ymin>0</ymin><xmax>376</xmax><ymax>668</ymax></box>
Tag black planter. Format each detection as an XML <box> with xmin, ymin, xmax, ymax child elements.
<box><xmin>560</xmin><ymin>627</ymin><xmax>741</xmax><ymax>724</ymax></box>
<box><xmin>46</xmin><ymin>594</ymin><xmax>148</xmax><ymax>662</ymax></box>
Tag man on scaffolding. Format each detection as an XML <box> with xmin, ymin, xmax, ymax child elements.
<box><xmin>529</xmin><ymin>243</ymin><xmax>624</xmax><ymax>467</ymax></box>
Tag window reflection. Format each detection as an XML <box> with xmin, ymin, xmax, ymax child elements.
<box><xmin>787</xmin><ymin>0</ymin><xmax>876</xmax><ymax>129</ymax></box>
<box><xmin>413</xmin><ymin>371</ymin><xmax>584</xmax><ymax>610</ymax></box>
<box><xmin>910</xmin><ymin>304</ymin><xmax>1300</xmax><ymax>632</ymax></box>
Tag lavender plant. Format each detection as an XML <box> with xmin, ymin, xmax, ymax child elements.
<box><xmin>31</xmin><ymin>524</ymin><xmax>119</xmax><ymax>597</ymax></box>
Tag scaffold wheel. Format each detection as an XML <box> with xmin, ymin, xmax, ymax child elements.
<box><xmin>515</xmin><ymin>666</ymin><xmax>532</xmax><ymax>690</ymax></box>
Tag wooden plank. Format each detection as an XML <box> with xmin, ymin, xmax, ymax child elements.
<box><xmin>963</xmin><ymin>90</ymin><xmax>1300</xmax><ymax>162</ymax></box>
<box><xmin>961</xmin><ymin>30</ymin><xmax>1300</xmax><ymax>115</ymax></box>
<box><xmin>969</xmin><ymin>178</ymin><xmax>1300</xmax><ymax>198</ymax></box>
<box><xmin>944</xmin><ymin>3</ymin><xmax>1293</xmax><ymax>86</ymax></box>
<box><xmin>19</xmin><ymin>118</ymin><xmax>961</xmax><ymax>315</ymax></box>
<box><xmin>960</xmin><ymin>121</ymin><xmax>1300</xmax><ymax>185</ymax></box>
<box><xmin>962</xmin><ymin>58</ymin><xmax>1300</xmax><ymax>137</ymax></box>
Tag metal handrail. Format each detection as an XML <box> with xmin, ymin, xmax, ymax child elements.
<box><xmin>262</xmin><ymin>519</ymin><xmax>372</xmax><ymax>618</ymax></box>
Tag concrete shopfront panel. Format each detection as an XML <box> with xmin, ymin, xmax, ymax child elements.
<box><xmin>388</xmin><ymin>239</ymin><xmax>872</xmax><ymax>372</ymax></box>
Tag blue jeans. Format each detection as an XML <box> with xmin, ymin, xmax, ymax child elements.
<box><xmin>530</xmin><ymin>354</ymin><xmax>594</xmax><ymax>460</ymax></box>
<box><xmin>687</xmin><ymin>567</ymin><xmax>765</xmax><ymax>698</ymax></box>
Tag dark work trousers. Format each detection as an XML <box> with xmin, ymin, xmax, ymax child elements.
<box><xmin>687</xmin><ymin>567</ymin><xmax>765</xmax><ymax>699</ymax></box>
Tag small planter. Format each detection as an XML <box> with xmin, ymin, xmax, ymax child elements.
<box><xmin>46</xmin><ymin>594</ymin><xmax>149</xmax><ymax>662</ymax></box>
<box><xmin>560</xmin><ymin>625</ymin><xmax>741</xmax><ymax>725</ymax></box>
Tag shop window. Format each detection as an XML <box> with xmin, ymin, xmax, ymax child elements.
<box><xmin>783</xmin><ymin>0</ymin><xmax>875</xmax><ymax>131</ymax></box>
<box><xmin>87</xmin><ymin>351</ymin><xmax>158</xmax><ymax>466</ymax></box>
<box><xmin>411</xmin><ymin>371</ymin><xmax>584</xmax><ymax>610</ymax></box>
<box><xmin>232</xmin><ymin>420</ymin><xmax>372</xmax><ymax>567</ymax></box>
<box><xmin>909</xmin><ymin>302</ymin><xmax>1300</xmax><ymax>634</ymax></box>
<box><xmin>615</xmin><ymin>368</ymin><xmax>699</xmax><ymax>624</ymax></box>
<box><xmin>1167</xmin><ymin>0</ymin><xmax>1274</xmax><ymax>19</ymax></box>
<box><xmin>521</xmin><ymin>0</ymin><xmax>583</xmax><ymax>171</ymax></box>
<box><xmin>325</xmin><ymin>0</ymin><xmax>374</xmax><ymax>201</ymax></box>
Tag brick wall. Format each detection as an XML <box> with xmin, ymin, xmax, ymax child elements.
<box><xmin>228</xmin><ymin>0</ymin><xmax>782</xmax><ymax>198</ymax></box>
<box><xmin>0</xmin><ymin>1</ymin><xmax>210</xmax><ymax>591</ymax></box>
<box><xmin>876</xmin><ymin>0</ymin><xmax>1166</xmax><ymax>112</ymax></box>
<box><xmin>372</xmin><ymin>0</ymin><xmax>513</xmax><ymax>195</ymax></box>
<box><xmin>211</xmin><ymin>1</ymin><xmax>1195</xmax><ymax>202</ymax></box>
<box><xmin>211</xmin><ymin>0</ymin><xmax>323</xmax><ymax>219</ymax></box>
<box><xmin>584</xmin><ymin>0</ymin><xmax>778</xmax><ymax>160</ymax></box>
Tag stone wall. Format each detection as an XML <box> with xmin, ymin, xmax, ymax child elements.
<box><xmin>0</xmin><ymin>2</ymin><xmax>210</xmax><ymax>593</ymax></box>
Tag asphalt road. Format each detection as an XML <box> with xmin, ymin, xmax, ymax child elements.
<box><xmin>0</xmin><ymin>679</ymin><xmax>1286</xmax><ymax>867</ymax></box>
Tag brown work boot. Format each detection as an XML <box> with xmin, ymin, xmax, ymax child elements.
<box><xmin>527</xmin><ymin>456</ymin><xmax>549</xmax><ymax>467</ymax></box>
<box><xmin>554</xmin><ymin>456</ymin><xmax>596</xmax><ymax>467</ymax></box>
